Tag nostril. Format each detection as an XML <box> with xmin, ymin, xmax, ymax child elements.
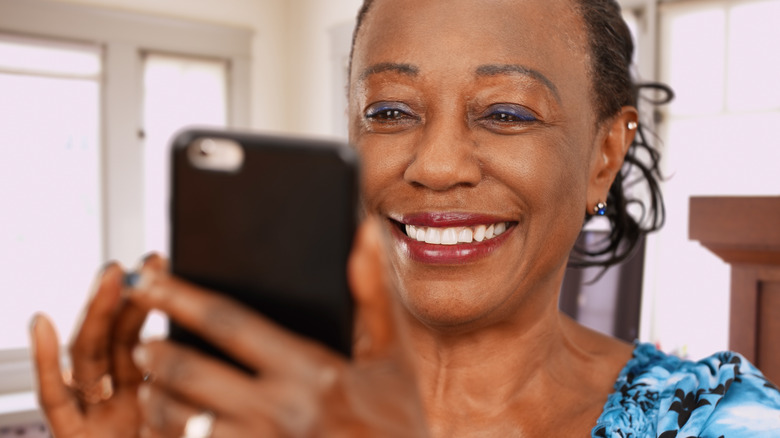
<box><xmin>403</xmin><ymin>146</ymin><xmax>481</xmax><ymax>191</ymax></box>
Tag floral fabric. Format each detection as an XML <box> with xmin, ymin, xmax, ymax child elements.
<box><xmin>593</xmin><ymin>343</ymin><xmax>780</xmax><ymax>437</ymax></box>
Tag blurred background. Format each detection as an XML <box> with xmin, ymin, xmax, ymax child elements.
<box><xmin>0</xmin><ymin>0</ymin><xmax>778</xmax><ymax>432</ymax></box>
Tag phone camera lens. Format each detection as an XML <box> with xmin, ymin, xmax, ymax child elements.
<box><xmin>199</xmin><ymin>139</ymin><xmax>216</xmax><ymax>156</ymax></box>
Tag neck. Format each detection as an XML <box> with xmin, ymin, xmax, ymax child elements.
<box><xmin>408</xmin><ymin>292</ymin><xmax>567</xmax><ymax>407</ymax></box>
<box><xmin>397</xmin><ymin>270</ymin><xmax>633</xmax><ymax>436</ymax></box>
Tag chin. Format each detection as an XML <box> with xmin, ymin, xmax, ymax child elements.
<box><xmin>392</xmin><ymin>277</ymin><xmax>513</xmax><ymax>332</ymax></box>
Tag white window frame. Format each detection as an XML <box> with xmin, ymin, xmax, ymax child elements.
<box><xmin>0</xmin><ymin>0</ymin><xmax>251</xmax><ymax>422</ymax></box>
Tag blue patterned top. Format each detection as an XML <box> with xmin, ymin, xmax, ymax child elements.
<box><xmin>593</xmin><ymin>343</ymin><xmax>780</xmax><ymax>437</ymax></box>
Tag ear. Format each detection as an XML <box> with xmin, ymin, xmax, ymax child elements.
<box><xmin>586</xmin><ymin>106</ymin><xmax>638</xmax><ymax>214</ymax></box>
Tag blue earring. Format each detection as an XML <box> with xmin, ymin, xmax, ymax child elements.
<box><xmin>593</xmin><ymin>202</ymin><xmax>607</xmax><ymax>216</ymax></box>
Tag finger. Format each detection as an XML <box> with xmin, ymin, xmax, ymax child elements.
<box><xmin>69</xmin><ymin>263</ymin><xmax>125</xmax><ymax>386</ymax></box>
<box><xmin>137</xmin><ymin>339</ymin><xmax>341</xmax><ymax>437</ymax></box>
<box><xmin>110</xmin><ymin>257</ymin><xmax>162</xmax><ymax>391</ymax></box>
<box><xmin>348</xmin><ymin>216</ymin><xmax>401</xmax><ymax>360</ymax></box>
<box><xmin>132</xmin><ymin>339</ymin><xmax>257</xmax><ymax>415</ymax></box>
<box><xmin>110</xmin><ymin>298</ymin><xmax>149</xmax><ymax>390</ymax></box>
<box><xmin>139</xmin><ymin>383</ymin><xmax>205</xmax><ymax>438</ymax></box>
<box><xmin>138</xmin><ymin>383</ymin><xmax>276</xmax><ymax>438</ymax></box>
<box><xmin>246</xmin><ymin>378</ymin><xmax>326</xmax><ymax>436</ymax></box>
<box><xmin>127</xmin><ymin>264</ymin><xmax>340</xmax><ymax>378</ymax></box>
<box><xmin>30</xmin><ymin>313</ymin><xmax>84</xmax><ymax>436</ymax></box>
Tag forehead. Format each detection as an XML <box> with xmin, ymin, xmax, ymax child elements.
<box><xmin>351</xmin><ymin>0</ymin><xmax>590</xmax><ymax>92</ymax></box>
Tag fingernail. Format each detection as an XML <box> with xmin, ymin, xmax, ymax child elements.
<box><xmin>123</xmin><ymin>271</ymin><xmax>142</xmax><ymax>288</ymax></box>
<box><xmin>122</xmin><ymin>269</ymin><xmax>160</xmax><ymax>300</ymax></box>
<box><xmin>142</xmin><ymin>252</ymin><xmax>158</xmax><ymax>264</ymax></box>
<box><xmin>29</xmin><ymin>314</ymin><xmax>40</xmax><ymax>333</ymax></box>
<box><xmin>132</xmin><ymin>345</ymin><xmax>149</xmax><ymax>367</ymax></box>
<box><xmin>99</xmin><ymin>260</ymin><xmax>118</xmax><ymax>276</ymax></box>
<box><xmin>121</xmin><ymin>272</ymin><xmax>144</xmax><ymax>299</ymax></box>
<box><xmin>123</xmin><ymin>270</ymin><xmax>156</xmax><ymax>293</ymax></box>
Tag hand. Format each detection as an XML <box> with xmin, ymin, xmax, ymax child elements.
<box><xmin>30</xmin><ymin>260</ymin><xmax>152</xmax><ymax>437</ymax></box>
<box><xmin>128</xmin><ymin>217</ymin><xmax>428</xmax><ymax>437</ymax></box>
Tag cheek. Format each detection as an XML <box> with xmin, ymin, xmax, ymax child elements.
<box><xmin>354</xmin><ymin>136</ymin><xmax>413</xmax><ymax>211</ymax></box>
<box><xmin>483</xmin><ymin>133</ymin><xmax>589</xmax><ymax>210</ymax></box>
<box><xmin>482</xmin><ymin>134</ymin><xmax>591</xmax><ymax>274</ymax></box>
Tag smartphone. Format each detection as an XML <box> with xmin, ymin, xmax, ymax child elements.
<box><xmin>168</xmin><ymin>128</ymin><xmax>359</xmax><ymax>369</ymax></box>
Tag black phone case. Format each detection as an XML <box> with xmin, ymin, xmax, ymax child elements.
<box><xmin>169</xmin><ymin>128</ymin><xmax>358</xmax><ymax>368</ymax></box>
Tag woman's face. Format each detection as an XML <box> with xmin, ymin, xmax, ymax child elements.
<box><xmin>349</xmin><ymin>0</ymin><xmax>613</xmax><ymax>330</ymax></box>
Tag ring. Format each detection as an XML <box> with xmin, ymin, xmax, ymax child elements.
<box><xmin>65</xmin><ymin>372</ymin><xmax>114</xmax><ymax>405</ymax></box>
<box><xmin>182</xmin><ymin>411</ymin><xmax>215</xmax><ymax>438</ymax></box>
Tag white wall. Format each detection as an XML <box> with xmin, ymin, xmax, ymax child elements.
<box><xmin>283</xmin><ymin>0</ymin><xmax>362</xmax><ymax>137</ymax></box>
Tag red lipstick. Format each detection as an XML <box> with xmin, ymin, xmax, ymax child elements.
<box><xmin>389</xmin><ymin>212</ymin><xmax>515</xmax><ymax>265</ymax></box>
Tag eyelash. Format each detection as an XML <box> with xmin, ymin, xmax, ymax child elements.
<box><xmin>481</xmin><ymin>105</ymin><xmax>537</xmax><ymax>123</ymax></box>
<box><xmin>363</xmin><ymin>102</ymin><xmax>539</xmax><ymax>132</ymax></box>
<box><xmin>365</xmin><ymin>103</ymin><xmax>416</xmax><ymax>122</ymax></box>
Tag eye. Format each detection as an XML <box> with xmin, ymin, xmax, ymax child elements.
<box><xmin>365</xmin><ymin>102</ymin><xmax>417</xmax><ymax>122</ymax></box>
<box><xmin>364</xmin><ymin>101</ymin><xmax>419</xmax><ymax>132</ymax></box>
<box><xmin>369</xmin><ymin>108</ymin><xmax>405</xmax><ymax>120</ymax></box>
<box><xmin>483</xmin><ymin>104</ymin><xmax>537</xmax><ymax>123</ymax></box>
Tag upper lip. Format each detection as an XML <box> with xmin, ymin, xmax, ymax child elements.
<box><xmin>391</xmin><ymin>212</ymin><xmax>515</xmax><ymax>227</ymax></box>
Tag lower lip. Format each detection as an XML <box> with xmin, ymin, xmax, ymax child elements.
<box><xmin>389</xmin><ymin>222</ymin><xmax>514</xmax><ymax>265</ymax></box>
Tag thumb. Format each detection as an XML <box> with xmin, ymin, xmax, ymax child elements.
<box><xmin>348</xmin><ymin>216</ymin><xmax>402</xmax><ymax>361</ymax></box>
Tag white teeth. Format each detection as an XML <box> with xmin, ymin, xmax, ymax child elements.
<box><xmin>458</xmin><ymin>228</ymin><xmax>473</xmax><ymax>243</ymax></box>
<box><xmin>441</xmin><ymin>228</ymin><xmax>458</xmax><ymax>245</ymax></box>
<box><xmin>404</xmin><ymin>221</ymin><xmax>510</xmax><ymax>245</ymax></box>
<box><xmin>425</xmin><ymin>227</ymin><xmax>442</xmax><ymax>244</ymax></box>
<box><xmin>474</xmin><ymin>225</ymin><xmax>486</xmax><ymax>242</ymax></box>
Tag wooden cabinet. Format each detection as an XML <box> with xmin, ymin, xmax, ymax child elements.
<box><xmin>689</xmin><ymin>196</ymin><xmax>780</xmax><ymax>385</ymax></box>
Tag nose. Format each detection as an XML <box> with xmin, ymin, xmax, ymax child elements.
<box><xmin>403</xmin><ymin>118</ymin><xmax>482</xmax><ymax>191</ymax></box>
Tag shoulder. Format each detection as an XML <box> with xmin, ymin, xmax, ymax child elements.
<box><xmin>592</xmin><ymin>343</ymin><xmax>780</xmax><ymax>438</ymax></box>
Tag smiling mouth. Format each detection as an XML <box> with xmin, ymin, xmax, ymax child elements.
<box><xmin>389</xmin><ymin>215</ymin><xmax>517</xmax><ymax>264</ymax></box>
<box><xmin>394</xmin><ymin>220</ymin><xmax>514</xmax><ymax>245</ymax></box>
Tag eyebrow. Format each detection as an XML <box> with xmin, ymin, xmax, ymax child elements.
<box><xmin>357</xmin><ymin>62</ymin><xmax>561</xmax><ymax>103</ymax></box>
<box><xmin>475</xmin><ymin>64</ymin><xmax>561</xmax><ymax>103</ymax></box>
<box><xmin>358</xmin><ymin>62</ymin><xmax>419</xmax><ymax>81</ymax></box>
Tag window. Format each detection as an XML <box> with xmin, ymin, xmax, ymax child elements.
<box><xmin>0</xmin><ymin>35</ymin><xmax>102</xmax><ymax>351</ymax></box>
<box><xmin>143</xmin><ymin>53</ymin><xmax>229</xmax><ymax>255</ymax></box>
<box><xmin>635</xmin><ymin>0</ymin><xmax>780</xmax><ymax>359</ymax></box>
<box><xmin>0</xmin><ymin>0</ymin><xmax>251</xmax><ymax>405</ymax></box>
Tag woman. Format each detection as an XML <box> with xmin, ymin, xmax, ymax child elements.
<box><xmin>30</xmin><ymin>0</ymin><xmax>780</xmax><ymax>436</ymax></box>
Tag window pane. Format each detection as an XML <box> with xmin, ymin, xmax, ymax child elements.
<box><xmin>662</xmin><ymin>4</ymin><xmax>727</xmax><ymax>116</ymax></box>
<box><xmin>142</xmin><ymin>53</ymin><xmax>228</xmax><ymax>257</ymax></box>
<box><xmin>0</xmin><ymin>35</ymin><xmax>100</xmax><ymax>77</ymax></box>
<box><xmin>0</xmin><ymin>38</ymin><xmax>102</xmax><ymax>350</ymax></box>
<box><xmin>727</xmin><ymin>0</ymin><xmax>780</xmax><ymax>111</ymax></box>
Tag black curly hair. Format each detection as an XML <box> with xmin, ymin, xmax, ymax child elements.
<box><xmin>349</xmin><ymin>0</ymin><xmax>672</xmax><ymax>270</ymax></box>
